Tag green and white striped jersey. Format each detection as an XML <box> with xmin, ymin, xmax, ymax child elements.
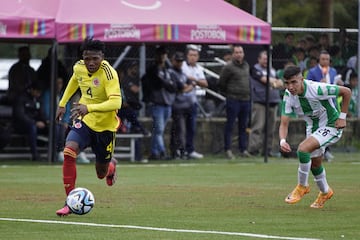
<box><xmin>282</xmin><ymin>80</ymin><xmax>340</xmax><ymax>132</ymax></box>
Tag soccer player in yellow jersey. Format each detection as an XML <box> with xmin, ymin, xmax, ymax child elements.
<box><xmin>55</xmin><ymin>38</ymin><xmax>122</xmax><ymax>216</ymax></box>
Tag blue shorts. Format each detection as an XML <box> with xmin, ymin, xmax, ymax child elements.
<box><xmin>66</xmin><ymin>120</ymin><xmax>115</xmax><ymax>163</ymax></box>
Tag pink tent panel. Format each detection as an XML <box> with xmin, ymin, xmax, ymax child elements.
<box><xmin>55</xmin><ymin>0</ymin><xmax>270</xmax><ymax>44</ymax></box>
<box><xmin>0</xmin><ymin>0</ymin><xmax>58</xmax><ymax>39</ymax></box>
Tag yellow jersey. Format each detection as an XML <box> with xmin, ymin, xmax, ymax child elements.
<box><xmin>59</xmin><ymin>60</ymin><xmax>122</xmax><ymax>132</ymax></box>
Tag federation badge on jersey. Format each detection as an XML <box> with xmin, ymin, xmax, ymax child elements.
<box><xmin>93</xmin><ymin>78</ymin><xmax>100</xmax><ymax>87</ymax></box>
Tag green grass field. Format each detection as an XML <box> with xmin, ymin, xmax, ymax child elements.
<box><xmin>0</xmin><ymin>153</ymin><xmax>359</xmax><ymax>240</ymax></box>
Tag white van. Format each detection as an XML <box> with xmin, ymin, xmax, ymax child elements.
<box><xmin>0</xmin><ymin>59</ymin><xmax>41</xmax><ymax>91</ymax></box>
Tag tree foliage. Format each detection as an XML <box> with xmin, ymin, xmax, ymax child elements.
<box><xmin>225</xmin><ymin>0</ymin><xmax>358</xmax><ymax>45</ymax></box>
<box><xmin>226</xmin><ymin>0</ymin><xmax>358</xmax><ymax>29</ymax></box>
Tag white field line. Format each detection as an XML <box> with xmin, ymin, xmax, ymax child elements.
<box><xmin>0</xmin><ymin>217</ymin><xmax>321</xmax><ymax>240</ymax></box>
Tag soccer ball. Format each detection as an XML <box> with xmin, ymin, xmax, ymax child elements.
<box><xmin>66</xmin><ymin>187</ymin><xmax>95</xmax><ymax>215</ymax></box>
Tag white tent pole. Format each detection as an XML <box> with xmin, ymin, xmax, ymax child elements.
<box><xmin>214</xmin><ymin>57</ymin><xmax>227</xmax><ymax>65</ymax></box>
<box><xmin>112</xmin><ymin>45</ymin><xmax>132</xmax><ymax>69</ymax></box>
<box><xmin>252</xmin><ymin>0</ymin><xmax>256</xmax><ymax>16</ymax></box>
<box><xmin>197</xmin><ymin>63</ymin><xmax>226</xmax><ymax>101</ymax></box>
<box><xmin>267</xmin><ymin>0</ymin><xmax>272</xmax><ymax>24</ymax></box>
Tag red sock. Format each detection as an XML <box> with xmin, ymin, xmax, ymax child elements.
<box><xmin>63</xmin><ymin>147</ymin><xmax>77</xmax><ymax>195</ymax></box>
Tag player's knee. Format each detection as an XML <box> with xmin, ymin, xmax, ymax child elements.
<box><xmin>63</xmin><ymin>146</ymin><xmax>77</xmax><ymax>162</ymax></box>
<box><xmin>297</xmin><ymin>142</ymin><xmax>313</xmax><ymax>153</ymax></box>
<box><xmin>311</xmin><ymin>157</ymin><xmax>322</xmax><ymax>168</ymax></box>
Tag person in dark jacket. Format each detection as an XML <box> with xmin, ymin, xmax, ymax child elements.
<box><xmin>142</xmin><ymin>46</ymin><xmax>177</xmax><ymax>160</ymax></box>
<box><xmin>7</xmin><ymin>46</ymin><xmax>37</xmax><ymax>103</ymax></box>
<box><xmin>12</xmin><ymin>82</ymin><xmax>47</xmax><ymax>161</ymax></box>
<box><xmin>218</xmin><ymin>45</ymin><xmax>252</xmax><ymax>159</ymax></box>
<box><xmin>169</xmin><ymin>52</ymin><xmax>194</xmax><ymax>159</ymax></box>
<box><xmin>247</xmin><ymin>50</ymin><xmax>283</xmax><ymax>156</ymax></box>
<box><xmin>118</xmin><ymin>61</ymin><xmax>149</xmax><ymax>163</ymax></box>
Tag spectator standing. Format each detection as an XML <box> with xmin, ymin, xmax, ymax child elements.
<box><xmin>307</xmin><ymin>50</ymin><xmax>342</xmax><ymax>85</ymax></box>
<box><xmin>142</xmin><ymin>46</ymin><xmax>177</xmax><ymax>160</ymax></box>
<box><xmin>328</xmin><ymin>45</ymin><xmax>345</xmax><ymax>73</ymax></box>
<box><xmin>280</xmin><ymin>66</ymin><xmax>351</xmax><ymax>209</ymax></box>
<box><xmin>338</xmin><ymin>29</ymin><xmax>357</xmax><ymax>62</ymax></box>
<box><xmin>317</xmin><ymin>33</ymin><xmax>330</xmax><ymax>52</ymax></box>
<box><xmin>303</xmin><ymin>34</ymin><xmax>317</xmax><ymax>55</ymax></box>
<box><xmin>291</xmin><ymin>47</ymin><xmax>307</xmax><ymax>73</ymax></box>
<box><xmin>7</xmin><ymin>46</ymin><xmax>37</xmax><ymax>103</ymax></box>
<box><xmin>118</xmin><ymin>61</ymin><xmax>148</xmax><ymax>135</ymax></box>
<box><xmin>341</xmin><ymin>57</ymin><xmax>358</xmax><ymax>86</ymax></box>
<box><xmin>222</xmin><ymin>49</ymin><xmax>233</xmax><ymax>63</ymax></box>
<box><xmin>306</xmin><ymin>46</ymin><xmax>320</xmax><ymax>61</ymax></box>
<box><xmin>181</xmin><ymin>45</ymin><xmax>208</xmax><ymax>159</ymax></box>
<box><xmin>12</xmin><ymin>82</ymin><xmax>47</xmax><ymax>161</ymax></box>
<box><xmin>347</xmin><ymin>73</ymin><xmax>358</xmax><ymax>117</ymax></box>
<box><xmin>218</xmin><ymin>45</ymin><xmax>251</xmax><ymax>159</ymax></box>
<box><xmin>346</xmin><ymin>55</ymin><xmax>357</xmax><ymax>70</ymax></box>
<box><xmin>247</xmin><ymin>50</ymin><xmax>283</xmax><ymax>156</ymax></box>
<box><xmin>296</xmin><ymin>38</ymin><xmax>307</xmax><ymax>52</ymax></box>
<box><xmin>117</xmin><ymin>61</ymin><xmax>149</xmax><ymax>163</ymax></box>
<box><xmin>304</xmin><ymin>46</ymin><xmax>320</xmax><ymax>70</ymax></box>
<box><xmin>272</xmin><ymin>32</ymin><xmax>295</xmax><ymax>70</ymax></box>
<box><xmin>37</xmin><ymin>47</ymin><xmax>69</xmax><ymax>120</ymax></box>
<box><xmin>303</xmin><ymin>56</ymin><xmax>318</xmax><ymax>78</ymax></box>
<box><xmin>169</xmin><ymin>52</ymin><xmax>194</xmax><ymax>159</ymax></box>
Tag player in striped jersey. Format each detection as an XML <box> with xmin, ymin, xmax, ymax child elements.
<box><xmin>55</xmin><ymin>38</ymin><xmax>122</xmax><ymax>216</ymax></box>
<box><xmin>279</xmin><ymin>66</ymin><xmax>351</xmax><ymax>208</ymax></box>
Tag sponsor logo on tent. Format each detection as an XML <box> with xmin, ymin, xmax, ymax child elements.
<box><xmin>190</xmin><ymin>25</ymin><xmax>226</xmax><ymax>41</ymax></box>
<box><xmin>104</xmin><ymin>24</ymin><xmax>141</xmax><ymax>40</ymax></box>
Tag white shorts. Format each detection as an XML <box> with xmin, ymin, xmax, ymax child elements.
<box><xmin>306</xmin><ymin>126</ymin><xmax>343</xmax><ymax>158</ymax></box>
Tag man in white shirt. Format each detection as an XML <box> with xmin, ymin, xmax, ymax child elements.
<box><xmin>181</xmin><ymin>45</ymin><xmax>208</xmax><ymax>159</ymax></box>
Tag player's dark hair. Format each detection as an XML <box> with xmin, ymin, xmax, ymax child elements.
<box><xmin>258</xmin><ymin>50</ymin><xmax>267</xmax><ymax>58</ymax></box>
<box><xmin>319</xmin><ymin>49</ymin><xmax>329</xmax><ymax>56</ymax></box>
<box><xmin>283</xmin><ymin>66</ymin><xmax>301</xmax><ymax>80</ymax></box>
<box><xmin>80</xmin><ymin>37</ymin><xmax>105</xmax><ymax>53</ymax></box>
<box><xmin>231</xmin><ymin>44</ymin><xmax>242</xmax><ymax>53</ymax></box>
<box><xmin>18</xmin><ymin>46</ymin><xmax>30</xmax><ymax>54</ymax></box>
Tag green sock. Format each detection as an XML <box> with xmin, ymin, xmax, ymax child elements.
<box><xmin>297</xmin><ymin>151</ymin><xmax>311</xmax><ymax>163</ymax></box>
<box><xmin>311</xmin><ymin>165</ymin><xmax>324</xmax><ymax>176</ymax></box>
